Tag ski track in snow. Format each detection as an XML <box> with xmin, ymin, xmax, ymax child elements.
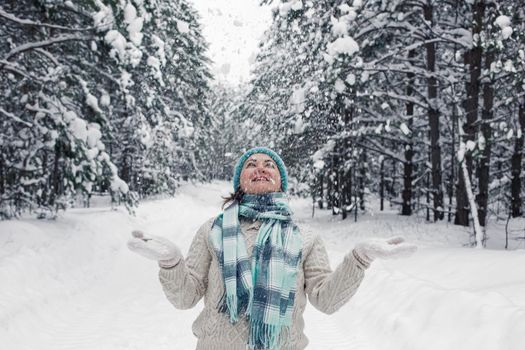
<box><xmin>2</xmin><ymin>181</ymin><xmax>525</xmax><ymax>350</ymax></box>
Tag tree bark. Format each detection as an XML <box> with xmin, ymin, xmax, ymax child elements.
<box><xmin>317</xmin><ymin>172</ymin><xmax>324</xmax><ymax>209</ymax></box>
<box><xmin>461</xmin><ymin>155</ymin><xmax>484</xmax><ymax>248</ymax></box>
<box><xmin>511</xmin><ymin>100</ymin><xmax>525</xmax><ymax>217</ymax></box>
<box><xmin>449</xmin><ymin>102</ymin><xmax>457</xmax><ymax>222</ymax></box>
<box><xmin>402</xmin><ymin>50</ymin><xmax>415</xmax><ymax>216</ymax></box>
<box><xmin>456</xmin><ymin>0</ymin><xmax>485</xmax><ymax>226</ymax></box>
<box><xmin>380</xmin><ymin>158</ymin><xmax>385</xmax><ymax>211</ymax></box>
<box><xmin>476</xmin><ymin>46</ymin><xmax>494</xmax><ymax>227</ymax></box>
<box><xmin>359</xmin><ymin>150</ymin><xmax>367</xmax><ymax>211</ymax></box>
<box><xmin>424</xmin><ymin>2</ymin><xmax>444</xmax><ymax>221</ymax></box>
<box><xmin>389</xmin><ymin>160</ymin><xmax>397</xmax><ymax>201</ymax></box>
<box><xmin>49</xmin><ymin>142</ymin><xmax>62</xmax><ymax>207</ymax></box>
<box><xmin>342</xmin><ymin>106</ymin><xmax>354</xmax><ymax>220</ymax></box>
<box><xmin>326</xmin><ymin>166</ymin><xmax>333</xmax><ymax>210</ymax></box>
<box><xmin>0</xmin><ymin>155</ymin><xmax>4</xmax><ymax>198</ymax></box>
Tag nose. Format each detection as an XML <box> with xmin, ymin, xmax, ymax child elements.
<box><xmin>253</xmin><ymin>166</ymin><xmax>268</xmax><ymax>175</ymax></box>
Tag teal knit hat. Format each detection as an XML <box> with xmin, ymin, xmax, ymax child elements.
<box><xmin>233</xmin><ymin>147</ymin><xmax>288</xmax><ymax>192</ymax></box>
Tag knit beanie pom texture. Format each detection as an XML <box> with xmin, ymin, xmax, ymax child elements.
<box><xmin>232</xmin><ymin>147</ymin><xmax>288</xmax><ymax>192</ymax></box>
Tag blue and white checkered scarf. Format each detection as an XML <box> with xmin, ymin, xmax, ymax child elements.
<box><xmin>209</xmin><ymin>192</ymin><xmax>302</xmax><ymax>350</ymax></box>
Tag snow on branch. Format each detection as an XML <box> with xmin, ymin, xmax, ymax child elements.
<box><xmin>0</xmin><ymin>7</ymin><xmax>96</xmax><ymax>32</ymax></box>
<box><xmin>373</xmin><ymin>91</ymin><xmax>429</xmax><ymax>110</ymax></box>
<box><xmin>356</xmin><ymin>139</ymin><xmax>406</xmax><ymax>163</ymax></box>
<box><xmin>4</xmin><ymin>35</ymin><xmax>94</xmax><ymax>60</ymax></box>
<box><xmin>355</xmin><ymin>21</ymin><xmax>426</xmax><ymax>42</ymax></box>
<box><xmin>34</xmin><ymin>48</ymin><xmax>60</xmax><ymax>66</ymax></box>
<box><xmin>0</xmin><ymin>59</ymin><xmax>40</xmax><ymax>80</ymax></box>
<box><xmin>0</xmin><ymin>108</ymin><xmax>32</xmax><ymax>127</ymax></box>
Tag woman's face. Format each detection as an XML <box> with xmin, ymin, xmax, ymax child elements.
<box><xmin>239</xmin><ymin>153</ymin><xmax>282</xmax><ymax>194</ymax></box>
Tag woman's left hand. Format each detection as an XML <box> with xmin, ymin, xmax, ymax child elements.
<box><xmin>353</xmin><ymin>236</ymin><xmax>417</xmax><ymax>266</ymax></box>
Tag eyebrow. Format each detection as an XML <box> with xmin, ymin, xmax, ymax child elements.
<box><xmin>245</xmin><ymin>159</ymin><xmax>275</xmax><ymax>164</ymax></box>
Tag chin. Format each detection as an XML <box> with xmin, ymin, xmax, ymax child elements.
<box><xmin>246</xmin><ymin>186</ymin><xmax>277</xmax><ymax>194</ymax></box>
<box><xmin>252</xmin><ymin>189</ymin><xmax>272</xmax><ymax>194</ymax></box>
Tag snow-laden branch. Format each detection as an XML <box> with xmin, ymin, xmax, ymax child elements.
<box><xmin>373</xmin><ymin>91</ymin><xmax>429</xmax><ymax>110</ymax></box>
<box><xmin>34</xmin><ymin>48</ymin><xmax>60</xmax><ymax>66</ymax></box>
<box><xmin>360</xmin><ymin>63</ymin><xmax>455</xmax><ymax>86</ymax></box>
<box><xmin>0</xmin><ymin>59</ymin><xmax>40</xmax><ymax>80</ymax></box>
<box><xmin>71</xmin><ymin>59</ymin><xmax>121</xmax><ymax>85</ymax></box>
<box><xmin>355</xmin><ymin>16</ymin><xmax>426</xmax><ymax>42</ymax></box>
<box><xmin>25</xmin><ymin>103</ymin><xmax>56</xmax><ymax>116</ymax></box>
<box><xmin>357</xmin><ymin>138</ymin><xmax>406</xmax><ymax>163</ymax></box>
<box><xmin>0</xmin><ymin>108</ymin><xmax>32</xmax><ymax>127</ymax></box>
<box><xmin>355</xmin><ymin>9</ymin><xmax>471</xmax><ymax>50</ymax></box>
<box><xmin>0</xmin><ymin>7</ymin><xmax>95</xmax><ymax>32</ymax></box>
<box><xmin>493</xmin><ymin>91</ymin><xmax>525</xmax><ymax>110</ymax></box>
<box><xmin>4</xmin><ymin>35</ymin><xmax>93</xmax><ymax>60</ymax></box>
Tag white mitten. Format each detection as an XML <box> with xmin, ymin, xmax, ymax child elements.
<box><xmin>353</xmin><ymin>236</ymin><xmax>417</xmax><ymax>267</ymax></box>
<box><xmin>127</xmin><ymin>230</ymin><xmax>183</xmax><ymax>268</ymax></box>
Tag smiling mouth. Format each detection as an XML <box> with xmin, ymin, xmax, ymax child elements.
<box><xmin>251</xmin><ymin>177</ymin><xmax>277</xmax><ymax>185</ymax></box>
<box><xmin>252</xmin><ymin>176</ymin><xmax>270</xmax><ymax>182</ymax></box>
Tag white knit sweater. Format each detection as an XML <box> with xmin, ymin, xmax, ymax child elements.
<box><xmin>158</xmin><ymin>217</ymin><xmax>368</xmax><ymax>350</ymax></box>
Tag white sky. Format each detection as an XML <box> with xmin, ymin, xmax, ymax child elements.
<box><xmin>188</xmin><ymin>0</ymin><xmax>273</xmax><ymax>85</ymax></box>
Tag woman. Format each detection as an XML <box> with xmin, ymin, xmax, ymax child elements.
<box><xmin>128</xmin><ymin>147</ymin><xmax>417</xmax><ymax>350</ymax></box>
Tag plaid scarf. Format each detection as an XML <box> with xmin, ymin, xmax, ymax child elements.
<box><xmin>209</xmin><ymin>192</ymin><xmax>302</xmax><ymax>350</ymax></box>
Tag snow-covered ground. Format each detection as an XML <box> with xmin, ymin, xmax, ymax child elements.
<box><xmin>1</xmin><ymin>181</ymin><xmax>524</xmax><ymax>350</ymax></box>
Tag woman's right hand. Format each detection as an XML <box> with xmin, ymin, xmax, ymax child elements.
<box><xmin>127</xmin><ymin>230</ymin><xmax>182</xmax><ymax>268</ymax></box>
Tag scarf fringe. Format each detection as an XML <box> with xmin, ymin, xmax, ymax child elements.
<box><xmin>248</xmin><ymin>320</ymin><xmax>287</xmax><ymax>350</ymax></box>
<box><xmin>226</xmin><ymin>293</ymin><xmax>238</xmax><ymax>323</ymax></box>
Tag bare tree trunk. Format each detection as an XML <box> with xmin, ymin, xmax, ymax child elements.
<box><xmin>342</xmin><ymin>107</ymin><xmax>354</xmax><ymax>220</ymax></box>
<box><xmin>426</xmin><ymin>158</ymin><xmax>430</xmax><ymax>221</ymax></box>
<box><xmin>380</xmin><ymin>158</ymin><xmax>385</xmax><ymax>211</ymax></box>
<box><xmin>449</xmin><ymin>101</ymin><xmax>457</xmax><ymax>222</ymax></box>
<box><xmin>317</xmin><ymin>172</ymin><xmax>325</xmax><ymax>209</ymax></box>
<box><xmin>332</xmin><ymin>152</ymin><xmax>341</xmax><ymax>216</ymax></box>
<box><xmin>339</xmin><ymin>167</ymin><xmax>346</xmax><ymax>219</ymax></box>
<box><xmin>359</xmin><ymin>150</ymin><xmax>367</xmax><ymax>211</ymax></box>
<box><xmin>50</xmin><ymin>142</ymin><xmax>61</xmax><ymax>207</ymax></box>
<box><xmin>343</xmin><ymin>164</ymin><xmax>352</xmax><ymax>218</ymax></box>
<box><xmin>511</xmin><ymin>100</ymin><xmax>525</xmax><ymax>217</ymax></box>
<box><xmin>40</xmin><ymin>151</ymin><xmax>48</xmax><ymax>206</ymax></box>
<box><xmin>476</xmin><ymin>46</ymin><xmax>494</xmax><ymax>227</ymax></box>
<box><xmin>353</xmin><ymin>166</ymin><xmax>358</xmax><ymax>222</ymax></box>
<box><xmin>402</xmin><ymin>50</ymin><xmax>415</xmax><ymax>216</ymax></box>
<box><xmin>0</xmin><ymin>155</ymin><xmax>4</xmax><ymax>198</ymax></box>
<box><xmin>424</xmin><ymin>2</ymin><xmax>444</xmax><ymax>221</ymax></box>
<box><xmin>327</xmin><ymin>166</ymin><xmax>333</xmax><ymax>210</ymax></box>
<box><xmin>456</xmin><ymin>0</ymin><xmax>485</xmax><ymax>226</ymax></box>
<box><xmin>389</xmin><ymin>160</ymin><xmax>397</xmax><ymax>201</ymax></box>
<box><xmin>461</xmin><ymin>155</ymin><xmax>484</xmax><ymax>248</ymax></box>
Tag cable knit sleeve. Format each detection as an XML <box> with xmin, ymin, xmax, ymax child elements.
<box><xmin>303</xmin><ymin>234</ymin><xmax>368</xmax><ymax>315</ymax></box>
<box><xmin>158</xmin><ymin>218</ymin><xmax>214</xmax><ymax>310</ymax></box>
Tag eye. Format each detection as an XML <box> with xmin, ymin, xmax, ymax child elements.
<box><xmin>246</xmin><ymin>162</ymin><xmax>255</xmax><ymax>167</ymax></box>
<box><xmin>266</xmin><ymin>163</ymin><xmax>275</xmax><ymax>168</ymax></box>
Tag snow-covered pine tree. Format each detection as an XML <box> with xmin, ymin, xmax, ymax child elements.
<box><xmin>93</xmin><ymin>0</ymin><xmax>212</xmax><ymax>196</ymax></box>
<box><xmin>243</xmin><ymin>0</ymin><xmax>523</xmax><ymax>231</ymax></box>
<box><xmin>244</xmin><ymin>0</ymin><xmax>344</xmax><ymax>197</ymax></box>
<box><xmin>0</xmin><ymin>0</ymin><xmax>133</xmax><ymax>218</ymax></box>
<box><xmin>508</xmin><ymin>4</ymin><xmax>525</xmax><ymax>218</ymax></box>
<box><xmin>0</xmin><ymin>0</ymin><xmax>212</xmax><ymax>218</ymax></box>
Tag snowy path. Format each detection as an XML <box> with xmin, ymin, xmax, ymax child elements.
<box><xmin>2</xmin><ymin>182</ymin><xmax>525</xmax><ymax>350</ymax></box>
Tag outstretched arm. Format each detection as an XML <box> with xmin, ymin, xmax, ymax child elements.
<box><xmin>304</xmin><ymin>235</ymin><xmax>368</xmax><ymax>315</ymax></box>
<box><xmin>157</xmin><ymin>219</ymin><xmax>214</xmax><ymax>310</ymax></box>
<box><xmin>304</xmin><ymin>234</ymin><xmax>417</xmax><ymax>315</ymax></box>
